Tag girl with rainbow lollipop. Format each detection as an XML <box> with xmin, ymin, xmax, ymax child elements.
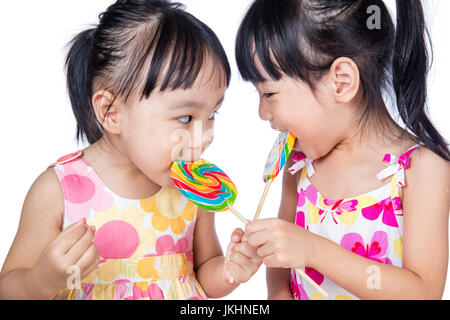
<box><xmin>0</xmin><ymin>0</ymin><xmax>261</xmax><ymax>300</ymax></box>
<box><xmin>237</xmin><ymin>0</ymin><xmax>449</xmax><ymax>300</ymax></box>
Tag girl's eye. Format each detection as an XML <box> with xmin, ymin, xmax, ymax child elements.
<box><xmin>209</xmin><ymin>111</ymin><xmax>220</xmax><ymax>121</ymax></box>
<box><xmin>262</xmin><ymin>92</ymin><xmax>275</xmax><ymax>98</ymax></box>
<box><xmin>178</xmin><ymin>115</ymin><xmax>193</xmax><ymax>124</ymax></box>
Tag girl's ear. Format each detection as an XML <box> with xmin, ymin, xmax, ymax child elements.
<box><xmin>329</xmin><ymin>57</ymin><xmax>361</xmax><ymax>103</ymax></box>
<box><xmin>92</xmin><ymin>90</ymin><xmax>121</xmax><ymax>135</ymax></box>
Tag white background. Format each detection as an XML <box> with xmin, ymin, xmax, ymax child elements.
<box><xmin>0</xmin><ymin>0</ymin><xmax>448</xmax><ymax>300</ymax></box>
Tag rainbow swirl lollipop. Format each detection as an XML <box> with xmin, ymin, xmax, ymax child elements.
<box><xmin>254</xmin><ymin>131</ymin><xmax>296</xmax><ymax>220</ymax></box>
<box><xmin>263</xmin><ymin>131</ymin><xmax>296</xmax><ymax>182</ymax></box>
<box><xmin>171</xmin><ymin>159</ymin><xmax>247</xmax><ymax>223</ymax></box>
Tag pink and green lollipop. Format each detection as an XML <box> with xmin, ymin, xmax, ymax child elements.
<box><xmin>254</xmin><ymin>131</ymin><xmax>295</xmax><ymax>220</ymax></box>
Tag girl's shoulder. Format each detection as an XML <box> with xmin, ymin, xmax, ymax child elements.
<box><xmin>402</xmin><ymin>145</ymin><xmax>449</xmax><ymax>214</ymax></box>
<box><xmin>27</xmin><ymin>166</ymin><xmax>65</xmax><ymax>228</ymax></box>
<box><xmin>22</xmin><ymin>151</ymin><xmax>80</xmax><ymax>231</ymax></box>
<box><xmin>406</xmin><ymin>145</ymin><xmax>450</xmax><ymax>183</ymax></box>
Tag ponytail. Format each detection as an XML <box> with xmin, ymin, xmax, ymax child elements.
<box><xmin>65</xmin><ymin>28</ymin><xmax>103</xmax><ymax>144</ymax></box>
<box><xmin>393</xmin><ymin>0</ymin><xmax>450</xmax><ymax>160</ymax></box>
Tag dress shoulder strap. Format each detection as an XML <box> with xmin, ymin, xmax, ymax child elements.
<box><xmin>49</xmin><ymin>151</ymin><xmax>84</xmax><ymax>168</ymax></box>
<box><xmin>288</xmin><ymin>152</ymin><xmax>316</xmax><ymax>178</ymax></box>
<box><xmin>377</xmin><ymin>144</ymin><xmax>422</xmax><ymax>187</ymax></box>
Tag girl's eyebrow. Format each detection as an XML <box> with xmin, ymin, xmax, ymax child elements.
<box><xmin>170</xmin><ymin>96</ymin><xmax>225</xmax><ymax>110</ymax></box>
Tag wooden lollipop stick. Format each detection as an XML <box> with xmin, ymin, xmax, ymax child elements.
<box><xmin>227</xmin><ymin>204</ymin><xmax>249</xmax><ymax>225</ymax></box>
<box><xmin>253</xmin><ymin>180</ymin><xmax>273</xmax><ymax>220</ymax></box>
<box><xmin>295</xmin><ymin>268</ymin><xmax>329</xmax><ymax>298</ymax></box>
<box><xmin>226</xmin><ymin>204</ymin><xmax>248</xmax><ymax>284</ymax></box>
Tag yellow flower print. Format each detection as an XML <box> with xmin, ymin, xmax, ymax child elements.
<box><xmin>141</xmin><ymin>188</ymin><xmax>196</xmax><ymax>234</ymax></box>
<box><xmin>334</xmin><ymin>294</ymin><xmax>353</xmax><ymax>300</ymax></box>
<box><xmin>310</xmin><ymin>293</ymin><xmax>323</xmax><ymax>300</ymax></box>
<box><xmin>136</xmin><ymin>257</ymin><xmax>159</xmax><ymax>280</ymax></box>
<box><xmin>394</xmin><ymin>237</ymin><xmax>403</xmax><ymax>260</ymax></box>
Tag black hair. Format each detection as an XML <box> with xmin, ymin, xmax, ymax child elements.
<box><xmin>66</xmin><ymin>0</ymin><xmax>231</xmax><ymax>144</ymax></box>
<box><xmin>236</xmin><ymin>0</ymin><xmax>450</xmax><ymax>161</ymax></box>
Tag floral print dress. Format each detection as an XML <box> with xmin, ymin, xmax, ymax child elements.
<box><xmin>289</xmin><ymin>144</ymin><xmax>421</xmax><ymax>300</ymax></box>
<box><xmin>51</xmin><ymin>151</ymin><xmax>206</xmax><ymax>300</ymax></box>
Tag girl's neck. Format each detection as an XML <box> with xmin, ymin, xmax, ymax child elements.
<box><xmin>326</xmin><ymin>112</ymin><xmax>416</xmax><ymax>165</ymax></box>
<box><xmin>82</xmin><ymin>135</ymin><xmax>162</xmax><ymax>200</ymax></box>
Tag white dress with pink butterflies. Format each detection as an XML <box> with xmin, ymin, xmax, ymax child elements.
<box><xmin>289</xmin><ymin>144</ymin><xmax>421</xmax><ymax>300</ymax></box>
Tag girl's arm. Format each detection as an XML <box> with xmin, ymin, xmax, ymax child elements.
<box><xmin>266</xmin><ymin>159</ymin><xmax>298</xmax><ymax>300</ymax></box>
<box><xmin>193</xmin><ymin>207</ymin><xmax>261</xmax><ymax>298</ymax></box>
<box><xmin>0</xmin><ymin>168</ymin><xmax>99</xmax><ymax>299</ymax></box>
<box><xmin>193</xmin><ymin>208</ymin><xmax>238</xmax><ymax>298</ymax></box>
<box><xmin>0</xmin><ymin>168</ymin><xmax>64</xmax><ymax>299</ymax></box>
<box><xmin>248</xmin><ymin>148</ymin><xmax>449</xmax><ymax>299</ymax></box>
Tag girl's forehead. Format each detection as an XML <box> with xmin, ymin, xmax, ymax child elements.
<box><xmin>251</xmin><ymin>53</ymin><xmax>280</xmax><ymax>85</ymax></box>
<box><xmin>190</xmin><ymin>54</ymin><xmax>229</xmax><ymax>90</ymax></box>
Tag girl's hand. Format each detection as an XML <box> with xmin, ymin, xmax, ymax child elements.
<box><xmin>29</xmin><ymin>218</ymin><xmax>101</xmax><ymax>298</ymax></box>
<box><xmin>245</xmin><ymin>218</ymin><xmax>318</xmax><ymax>269</ymax></box>
<box><xmin>223</xmin><ymin>228</ymin><xmax>262</xmax><ymax>284</ymax></box>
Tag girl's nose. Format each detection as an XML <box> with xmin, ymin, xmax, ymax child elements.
<box><xmin>186</xmin><ymin>121</ymin><xmax>214</xmax><ymax>161</ymax></box>
<box><xmin>259</xmin><ymin>102</ymin><xmax>273</xmax><ymax>121</ymax></box>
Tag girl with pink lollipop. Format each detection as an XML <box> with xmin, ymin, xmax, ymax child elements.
<box><xmin>237</xmin><ymin>0</ymin><xmax>449</xmax><ymax>300</ymax></box>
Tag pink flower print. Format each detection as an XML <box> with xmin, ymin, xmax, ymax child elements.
<box><xmin>94</xmin><ymin>220</ymin><xmax>140</xmax><ymax>259</ymax></box>
<box><xmin>126</xmin><ymin>283</ymin><xmax>164</xmax><ymax>300</ymax></box>
<box><xmin>113</xmin><ymin>279</ymin><xmax>131</xmax><ymax>300</ymax></box>
<box><xmin>319</xmin><ymin>199</ymin><xmax>358</xmax><ymax>224</ymax></box>
<box><xmin>298</xmin><ymin>184</ymin><xmax>318</xmax><ymax>207</ymax></box>
<box><xmin>340</xmin><ymin>232</ymin><xmax>393</xmax><ymax>265</ymax></box>
<box><xmin>290</xmin><ymin>270</ymin><xmax>309</xmax><ymax>300</ymax></box>
<box><xmin>361</xmin><ymin>197</ymin><xmax>402</xmax><ymax>227</ymax></box>
<box><xmin>296</xmin><ymin>211</ymin><xmax>305</xmax><ymax>228</ymax></box>
<box><xmin>184</xmin><ymin>221</ymin><xmax>195</xmax><ymax>263</ymax></box>
<box><xmin>145</xmin><ymin>235</ymin><xmax>189</xmax><ymax>257</ymax></box>
<box><xmin>188</xmin><ymin>294</ymin><xmax>207</xmax><ymax>300</ymax></box>
<box><xmin>80</xmin><ymin>283</ymin><xmax>94</xmax><ymax>300</ymax></box>
<box><xmin>305</xmin><ymin>267</ymin><xmax>324</xmax><ymax>286</ymax></box>
<box><xmin>297</xmin><ymin>189</ymin><xmax>305</xmax><ymax>207</ymax></box>
<box><xmin>58</xmin><ymin>159</ymin><xmax>113</xmax><ymax>224</ymax></box>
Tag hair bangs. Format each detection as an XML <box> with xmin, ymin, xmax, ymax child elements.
<box><xmin>236</xmin><ymin>0</ymin><xmax>312</xmax><ymax>84</ymax></box>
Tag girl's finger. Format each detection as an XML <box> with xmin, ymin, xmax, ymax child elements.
<box><xmin>225</xmin><ymin>241</ymin><xmax>237</xmax><ymax>261</ymax></box>
<box><xmin>79</xmin><ymin>251</ymin><xmax>102</xmax><ymax>281</ymax></box>
<box><xmin>55</xmin><ymin>222</ymin><xmax>90</xmax><ymax>255</ymax></box>
<box><xmin>256</xmin><ymin>243</ymin><xmax>274</xmax><ymax>259</ymax></box>
<box><xmin>229</xmin><ymin>251</ymin><xmax>255</xmax><ymax>269</ymax></box>
<box><xmin>246</xmin><ymin>230</ymin><xmax>269</xmax><ymax>248</ymax></box>
<box><xmin>234</xmin><ymin>242</ymin><xmax>260</xmax><ymax>261</ymax></box>
<box><xmin>231</xmin><ymin>228</ymin><xmax>244</xmax><ymax>243</ymax></box>
<box><xmin>51</xmin><ymin>218</ymin><xmax>86</xmax><ymax>245</ymax></box>
<box><xmin>64</xmin><ymin>226</ymin><xmax>96</xmax><ymax>264</ymax></box>
<box><xmin>245</xmin><ymin>218</ymin><xmax>275</xmax><ymax>234</ymax></box>
<box><xmin>76</xmin><ymin>242</ymin><xmax>101</xmax><ymax>275</ymax></box>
